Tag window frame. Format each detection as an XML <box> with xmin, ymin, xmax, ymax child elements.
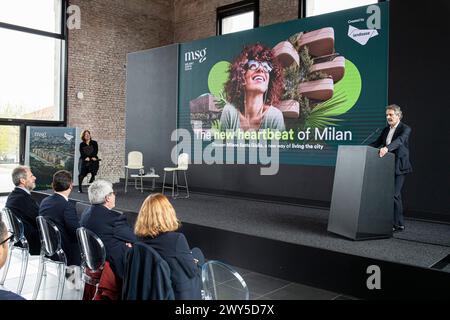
<box><xmin>0</xmin><ymin>0</ymin><xmax>68</xmax><ymax>166</ymax></box>
<box><xmin>298</xmin><ymin>0</ymin><xmax>386</xmax><ymax>18</ymax></box>
<box><xmin>217</xmin><ymin>0</ymin><xmax>259</xmax><ymax>36</ymax></box>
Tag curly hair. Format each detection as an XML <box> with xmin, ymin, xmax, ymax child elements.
<box><xmin>224</xmin><ymin>43</ymin><xmax>284</xmax><ymax>114</ymax></box>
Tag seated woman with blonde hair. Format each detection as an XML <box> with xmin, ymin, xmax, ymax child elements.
<box><xmin>134</xmin><ymin>193</ymin><xmax>203</xmax><ymax>300</ymax></box>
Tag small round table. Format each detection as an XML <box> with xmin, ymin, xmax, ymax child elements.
<box><xmin>129</xmin><ymin>173</ymin><xmax>160</xmax><ymax>193</ymax></box>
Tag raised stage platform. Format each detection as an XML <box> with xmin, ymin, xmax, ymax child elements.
<box><xmin>33</xmin><ymin>185</ymin><xmax>450</xmax><ymax>299</ymax></box>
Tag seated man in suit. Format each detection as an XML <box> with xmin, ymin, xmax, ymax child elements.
<box><xmin>39</xmin><ymin>170</ymin><xmax>81</xmax><ymax>266</ymax></box>
<box><xmin>5</xmin><ymin>166</ymin><xmax>40</xmax><ymax>255</ymax></box>
<box><xmin>0</xmin><ymin>220</ymin><xmax>26</xmax><ymax>300</ymax></box>
<box><xmin>80</xmin><ymin>179</ymin><xmax>136</xmax><ymax>281</ymax></box>
<box><xmin>370</xmin><ymin>104</ymin><xmax>413</xmax><ymax>232</ymax></box>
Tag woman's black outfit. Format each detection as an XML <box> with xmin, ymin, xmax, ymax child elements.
<box><xmin>78</xmin><ymin>140</ymin><xmax>99</xmax><ymax>192</ymax></box>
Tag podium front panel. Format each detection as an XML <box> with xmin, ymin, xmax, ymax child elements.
<box><xmin>328</xmin><ymin>146</ymin><xmax>394</xmax><ymax>240</ymax></box>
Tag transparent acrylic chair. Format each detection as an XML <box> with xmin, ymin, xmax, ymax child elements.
<box><xmin>32</xmin><ymin>216</ymin><xmax>67</xmax><ymax>300</ymax></box>
<box><xmin>0</xmin><ymin>207</ymin><xmax>29</xmax><ymax>294</ymax></box>
<box><xmin>201</xmin><ymin>260</ymin><xmax>249</xmax><ymax>300</ymax></box>
<box><xmin>75</xmin><ymin>201</ymin><xmax>91</xmax><ymax>221</ymax></box>
<box><xmin>76</xmin><ymin>227</ymin><xmax>106</xmax><ymax>299</ymax></box>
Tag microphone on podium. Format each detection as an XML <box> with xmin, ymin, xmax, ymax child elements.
<box><xmin>361</xmin><ymin>127</ymin><xmax>381</xmax><ymax>145</ymax></box>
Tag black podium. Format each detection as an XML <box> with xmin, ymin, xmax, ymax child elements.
<box><xmin>327</xmin><ymin>146</ymin><xmax>395</xmax><ymax>240</ymax></box>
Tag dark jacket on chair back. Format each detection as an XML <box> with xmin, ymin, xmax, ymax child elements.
<box><xmin>0</xmin><ymin>289</ymin><xmax>26</xmax><ymax>300</ymax></box>
<box><xmin>122</xmin><ymin>241</ymin><xmax>174</xmax><ymax>300</ymax></box>
<box><xmin>142</xmin><ymin>232</ymin><xmax>202</xmax><ymax>300</ymax></box>
<box><xmin>6</xmin><ymin>187</ymin><xmax>41</xmax><ymax>255</ymax></box>
<box><xmin>39</xmin><ymin>193</ymin><xmax>81</xmax><ymax>265</ymax></box>
<box><xmin>370</xmin><ymin>122</ymin><xmax>413</xmax><ymax>175</ymax></box>
<box><xmin>80</xmin><ymin>204</ymin><xmax>136</xmax><ymax>280</ymax></box>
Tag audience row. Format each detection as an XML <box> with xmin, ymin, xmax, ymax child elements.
<box><xmin>0</xmin><ymin>165</ymin><xmax>203</xmax><ymax>300</ymax></box>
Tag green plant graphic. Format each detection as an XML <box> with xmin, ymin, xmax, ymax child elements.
<box><xmin>303</xmin><ymin>59</ymin><xmax>362</xmax><ymax>129</ymax></box>
<box><xmin>208</xmin><ymin>61</ymin><xmax>231</xmax><ymax>106</ymax></box>
<box><xmin>213</xmin><ymin>90</ymin><xmax>228</xmax><ymax>109</ymax></box>
<box><xmin>282</xmin><ymin>64</ymin><xmax>302</xmax><ymax>101</ymax></box>
<box><xmin>211</xmin><ymin>119</ymin><xmax>222</xmax><ymax>132</ymax></box>
<box><xmin>314</xmin><ymin>59</ymin><xmax>361</xmax><ymax>117</ymax></box>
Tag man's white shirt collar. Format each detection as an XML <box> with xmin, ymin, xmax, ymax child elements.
<box><xmin>386</xmin><ymin>121</ymin><xmax>400</xmax><ymax>145</ymax></box>
<box><xmin>55</xmin><ymin>192</ymin><xmax>69</xmax><ymax>201</ymax></box>
<box><xmin>16</xmin><ymin>186</ymin><xmax>31</xmax><ymax>195</ymax></box>
<box><xmin>390</xmin><ymin>121</ymin><xmax>400</xmax><ymax>129</ymax></box>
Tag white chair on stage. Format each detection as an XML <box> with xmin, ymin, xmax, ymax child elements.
<box><xmin>162</xmin><ymin>153</ymin><xmax>189</xmax><ymax>199</ymax></box>
<box><xmin>124</xmin><ymin>151</ymin><xmax>144</xmax><ymax>193</ymax></box>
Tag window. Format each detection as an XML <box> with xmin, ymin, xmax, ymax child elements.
<box><xmin>217</xmin><ymin>0</ymin><xmax>259</xmax><ymax>35</ymax></box>
<box><xmin>0</xmin><ymin>1</ymin><xmax>66</xmax><ymax>122</ymax></box>
<box><xmin>0</xmin><ymin>0</ymin><xmax>62</xmax><ymax>34</ymax></box>
<box><xmin>300</xmin><ymin>0</ymin><xmax>381</xmax><ymax>18</ymax></box>
<box><xmin>0</xmin><ymin>1</ymin><xmax>67</xmax><ymax>193</ymax></box>
<box><xmin>0</xmin><ymin>27</ymin><xmax>64</xmax><ymax>121</ymax></box>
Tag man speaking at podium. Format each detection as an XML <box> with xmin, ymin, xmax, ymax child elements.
<box><xmin>370</xmin><ymin>104</ymin><xmax>412</xmax><ymax>232</ymax></box>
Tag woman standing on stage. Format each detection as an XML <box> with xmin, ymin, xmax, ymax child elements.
<box><xmin>78</xmin><ymin>130</ymin><xmax>99</xmax><ymax>193</ymax></box>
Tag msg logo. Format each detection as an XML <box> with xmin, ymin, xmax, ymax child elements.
<box><xmin>184</xmin><ymin>48</ymin><xmax>207</xmax><ymax>63</ymax></box>
<box><xmin>34</xmin><ymin>132</ymin><xmax>46</xmax><ymax>138</ymax></box>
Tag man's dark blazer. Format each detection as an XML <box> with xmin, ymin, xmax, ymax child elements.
<box><xmin>80</xmin><ymin>204</ymin><xmax>137</xmax><ymax>280</ymax></box>
<box><xmin>142</xmin><ymin>232</ymin><xmax>202</xmax><ymax>300</ymax></box>
<box><xmin>5</xmin><ymin>187</ymin><xmax>40</xmax><ymax>255</ymax></box>
<box><xmin>370</xmin><ymin>122</ymin><xmax>413</xmax><ymax>175</ymax></box>
<box><xmin>39</xmin><ymin>193</ymin><xmax>81</xmax><ymax>265</ymax></box>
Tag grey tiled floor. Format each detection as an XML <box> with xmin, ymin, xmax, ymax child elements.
<box><xmin>0</xmin><ymin>252</ymin><xmax>81</xmax><ymax>300</ymax></box>
<box><xmin>214</xmin><ymin>265</ymin><xmax>352</xmax><ymax>300</ymax></box>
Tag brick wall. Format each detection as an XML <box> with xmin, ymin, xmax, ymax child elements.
<box><xmin>67</xmin><ymin>0</ymin><xmax>173</xmax><ymax>183</ymax></box>
<box><xmin>260</xmin><ymin>0</ymin><xmax>299</xmax><ymax>27</ymax></box>
<box><xmin>174</xmin><ymin>0</ymin><xmax>299</xmax><ymax>43</ymax></box>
